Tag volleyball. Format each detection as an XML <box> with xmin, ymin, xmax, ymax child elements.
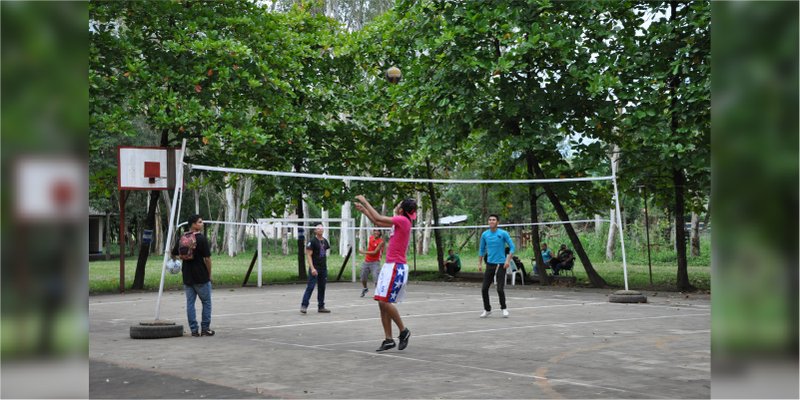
<box><xmin>385</xmin><ymin>66</ymin><xmax>402</xmax><ymax>84</ymax></box>
<box><xmin>166</xmin><ymin>259</ymin><xmax>182</xmax><ymax>274</ymax></box>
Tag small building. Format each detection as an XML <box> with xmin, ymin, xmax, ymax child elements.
<box><xmin>89</xmin><ymin>207</ymin><xmax>109</xmax><ymax>258</ymax></box>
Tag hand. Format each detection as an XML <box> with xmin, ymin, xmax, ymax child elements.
<box><xmin>503</xmin><ymin>262</ymin><xmax>510</xmax><ymax>270</ymax></box>
<box><xmin>478</xmin><ymin>265</ymin><xmax>483</xmax><ymax>273</ymax></box>
<box><xmin>311</xmin><ymin>268</ymin><xmax>318</xmax><ymax>277</ymax></box>
<box><xmin>355</xmin><ymin>195</ymin><xmax>366</xmax><ymax>203</ymax></box>
<box><xmin>354</xmin><ymin>203</ymin><xmax>365</xmax><ymax>212</ymax></box>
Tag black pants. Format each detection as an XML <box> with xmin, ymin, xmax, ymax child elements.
<box><xmin>445</xmin><ymin>262</ymin><xmax>459</xmax><ymax>276</ymax></box>
<box><xmin>549</xmin><ymin>259</ymin><xmax>573</xmax><ymax>275</ymax></box>
<box><xmin>481</xmin><ymin>264</ymin><xmax>506</xmax><ymax>311</ymax></box>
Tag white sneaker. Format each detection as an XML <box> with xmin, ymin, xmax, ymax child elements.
<box><xmin>502</xmin><ymin>309</ymin><xmax>509</xmax><ymax>318</ymax></box>
<box><xmin>480</xmin><ymin>310</ymin><xmax>491</xmax><ymax>318</ymax></box>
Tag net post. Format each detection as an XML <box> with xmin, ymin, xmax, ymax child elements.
<box><xmin>611</xmin><ymin>161</ymin><xmax>629</xmax><ymax>291</ymax></box>
<box><xmin>257</xmin><ymin>221</ymin><xmax>263</xmax><ymax>287</ymax></box>
<box><xmin>155</xmin><ymin>139</ymin><xmax>187</xmax><ymax>321</ymax></box>
<box><xmin>350</xmin><ymin>220</ymin><xmax>356</xmax><ymax>282</ymax></box>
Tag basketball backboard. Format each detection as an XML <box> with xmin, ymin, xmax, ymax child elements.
<box><xmin>117</xmin><ymin>146</ymin><xmax>183</xmax><ymax>190</ymax></box>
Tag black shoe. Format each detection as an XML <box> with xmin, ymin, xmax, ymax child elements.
<box><xmin>191</xmin><ymin>331</ymin><xmax>200</xmax><ymax>337</ymax></box>
<box><xmin>376</xmin><ymin>339</ymin><xmax>396</xmax><ymax>352</ymax></box>
<box><xmin>398</xmin><ymin>328</ymin><xmax>410</xmax><ymax>350</ymax></box>
<box><xmin>201</xmin><ymin>329</ymin><xmax>215</xmax><ymax>336</ymax></box>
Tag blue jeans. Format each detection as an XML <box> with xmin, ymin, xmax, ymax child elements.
<box><xmin>185</xmin><ymin>282</ymin><xmax>212</xmax><ymax>333</ymax></box>
<box><xmin>301</xmin><ymin>268</ymin><xmax>327</xmax><ymax>309</ymax></box>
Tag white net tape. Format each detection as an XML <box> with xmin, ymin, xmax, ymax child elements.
<box><xmin>190</xmin><ymin>163</ymin><xmax>613</xmax><ymax>184</ymax></box>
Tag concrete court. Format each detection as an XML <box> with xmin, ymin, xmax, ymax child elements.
<box><xmin>89</xmin><ymin>281</ymin><xmax>710</xmax><ymax>399</ymax></box>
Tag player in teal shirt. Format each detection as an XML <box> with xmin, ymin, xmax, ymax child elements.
<box><xmin>477</xmin><ymin>214</ymin><xmax>515</xmax><ymax>318</ymax></box>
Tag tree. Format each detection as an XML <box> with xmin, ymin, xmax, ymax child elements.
<box><xmin>612</xmin><ymin>1</ymin><xmax>710</xmax><ymax>290</ymax></box>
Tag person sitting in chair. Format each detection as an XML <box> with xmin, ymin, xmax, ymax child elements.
<box><xmin>505</xmin><ymin>246</ymin><xmax>527</xmax><ymax>282</ymax></box>
<box><xmin>533</xmin><ymin>243</ymin><xmax>553</xmax><ymax>276</ymax></box>
<box><xmin>549</xmin><ymin>244</ymin><xmax>575</xmax><ymax>276</ymax></box>
<box><xmin>444</xmin><ymin>249</ymin><xmax>461</xmax><ymax>277</ymax></box>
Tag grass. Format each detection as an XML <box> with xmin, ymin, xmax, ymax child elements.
<box><xmin>90</xmin><ymin>243</ymin><xmax>710</xmax><ymax>294</ymax></box>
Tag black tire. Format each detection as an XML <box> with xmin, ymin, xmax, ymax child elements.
<box><xmin>130</xmin><ymin>324</ymin><xmax>184</xmax><ymax>339</ymax></box>
<box><xmin>608</xmin><ymin>293</ymin><xmax>648</xmax><ymax>303</ymax></box>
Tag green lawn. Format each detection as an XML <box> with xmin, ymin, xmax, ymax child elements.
<box><xmin>90</xmin><ymin>248</ymin><xmax>710</xmax><ymax>293</ymax></box>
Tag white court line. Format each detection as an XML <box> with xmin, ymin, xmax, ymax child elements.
<box><xmin>308</xmin><ymin>312</ymin><xmax>710</xmax><ymax>347</ymax></box>
<box><xmin>93</xmin><ymin>297</ymin><xmax>477</xmax><ymax>322</ymax></box>
<box><xmin>89</xmin><ymin>299</ymin><xmax>148</xmax><ymax>306</ymax></box>
<box><xmin>245</xmin><ymin>302</ymin><xmax>608</xmax><ymax>330</ymax></box>
<box><xmin>636</xmin><ymin>302</ymin><xmax>712</xmax><ymax>311</ymax></box>
<box><xmin>250</xmin><ymin>337</ymin><xmax>659</xmax><ymax>398</ymax></box>
<box><xmin>88</xmin><ymin>287</ymin><xmax>464</xmax><ymax>307</ymax></box>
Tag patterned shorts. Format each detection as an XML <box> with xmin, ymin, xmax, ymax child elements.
<box><xmin>373</xmin><ymin>263</ymin><xmax>408</xmax><ymax>303</ymax></box>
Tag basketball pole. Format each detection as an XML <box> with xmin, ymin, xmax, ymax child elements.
<box><xmin>155</xmin><ymin>139</ymin><xmax>187</xmax><ymax>321</ymax></box>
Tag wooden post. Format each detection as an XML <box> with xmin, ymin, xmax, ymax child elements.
<box><xmin>119</xmin><ymin>191</ymin><xmax>128</xmax><ymax>293</ymax></box>
<box><xmin>336</xmin><ymin>246</ymin><xmax>353</xmax><ymax>281</ymax></box>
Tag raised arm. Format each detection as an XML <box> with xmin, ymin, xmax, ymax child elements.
<box><xmin>354</xmin><ymin>195</ymin><xmax>394</xmax><ymax>227</ymax></box>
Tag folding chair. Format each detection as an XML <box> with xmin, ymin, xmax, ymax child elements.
<box><xmin>507</xmin><ymin>263</ymin><xmax>524</xmax><ymax>285</ymax></box>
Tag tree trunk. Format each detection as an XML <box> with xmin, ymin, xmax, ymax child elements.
<box><xmin>105</xmin><ymin>212</ymin><xmax>111</xmax><ymax>260</ymax></box>
<box><xmin>209</xmin><ymin>207</ymin><xmax>222</xmax><ymax>254</ymax></box>
<box><xmin>340</xmin><ymin>181</ymin><xmax>352</xmax><ymax>256</ymax></box>
<box><xmin>155</xmin><ymin>201</ymin><xmax>163</xmax><ymax>256</ymax></box>
<box><xmin>480</xmin><ymin>185</ymin><xmax>488</xmax><ymax>224</ymax></box>
<box><xmin>606</xmin><ymin>208</ymin><xmax>616</xmax><ymax>260</ymax></box>
<box><xmin>194</xmin><ymin>185</ymin><xmax>200</xmax><ymax>214</ymax></box>
<box><xmin>690</xmin><ymin>211</ymin><xmax>700</xmax><ymax>257</ymax></box>
<box><xmin>224</xmin><ymin>175</ymin><xmax>237</xmax><ymax>257</ymax></box>
<box><xmin>295</xmin><ymin>161</ymin><xmax>307</xmax><ymax>279</ymax></box>
<box><xmin>425</xmin><ymin>159</ymin><xmax>445</xmax><ymax>273</ymax></box>
<box><xmin>422</xmin><ymin>209</ymin><xmax>432</xmax><ymax>254</ymax></box>
<box><xmin>674</xmin><ymin>169</ymin><xmax>694</xmax><ymax>290</ymax></box>
<box><xmin>296</xmin><ymin>196</ymin><xmax>306</xmax><ymax>279</ymax></box>
<box><xmin>525</xmin><ymin>151</ymin><xmax>549</xmax><ymax>284</ymax></box>
<box><xmin>131</xmin><ymin>190</ymin><xmax>160</xmax><ymax>289</ymax></box>
<box><xmin>668</xmin><ymin>0</ymin><xmax>693</xmax><ymax>290</ymax></box>
<box><xmin>236</xmin><ymin>177</ymin><xmax>252</xmax><ymax>253</ymax></box>
<box><xmin>415</xmin><ymin>191</ymin><xmax>424</xmax><ymax>253</ymax></box>
<box><xmin>281</xmin><ymin>207</ymin><xmax>290</xmax><ymax>256</ymax></box>
<box><xmin>158</xmin><ymin>191</ymin><xmax>173</xmax><ymax>255</ymax></box>
<box><xmin>322</xmin><ymin>208</ymin><xmax>331</xmax><ymax>242</ymax></box>
<box><xmin>531</xmin><ymin>156</ymin><xmax>607</xmax><ymax>288</ymax></box>
<box><xmin>594</xmin><ymin>214</ymin><xmax>602</xmax><ymax>236</ymax></box>
<box><xmin>358</xmin><ymin>213</ymin><xmax>368</xmax><ymax>252</ymax></box>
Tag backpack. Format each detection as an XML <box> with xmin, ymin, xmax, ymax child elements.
<box><xmin>178</xmin><ymin>232</ymin><xmax>198</xmax><ymax>260</ymax></box>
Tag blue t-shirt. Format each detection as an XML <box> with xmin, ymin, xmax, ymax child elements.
<box><xmin>479</xmin><ymin>228</ymin><xmax>515</xmax><ymax>264</ymax></box>
<box><xmin>541</xmin><ymin>249</ymin><xmax>553</xmax><ymax>264</ymax></box>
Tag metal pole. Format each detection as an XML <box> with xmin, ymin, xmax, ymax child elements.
<box><xmin>412</xmin><ymin>229</ymin><xmax>417</xmax><ymax>275</ymax></box>
<box><xmin>257</xmin><ymin>221</ymin><xmax>263</xmax><ymax>287</ymax></box>
<box><xmin>351</xmin><ymin>221</ymin><xmax>356</xmax><ymax>282</ymax></box>
<box><xmin>155</xmin><ymin>139</ymin><xmax>187</xmax><ymax>320</ymax></box>
<box><xmin>611</xmin><ymin>161</ymin><xmax>629</xmax><ymax>291</ymax></box>
<box><xmin>643</xmin><ymin>185</ymin><xmax>653</xmax><ymax>285</ymax></box>
<box><xmin>119</xmin><ymin>191</ymin><xmax>127</xmax><ymax>293</ymax></box>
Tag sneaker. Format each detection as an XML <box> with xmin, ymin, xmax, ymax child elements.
<box><xmin>300</xmin><ymin>307</ymin><xmax>307</xmax><ymax>314</ymax></box>
<box><xmin>502</xmin><ymin>309</ymin><xmax>509</xmax><ymax>318</ymax></box>
<box><xmin>376</xmin><ymin>339</ymin><xmax>396</xmax><ymax>352</ymax></box>
<box><xmin>318</xmin><ymin>308</ymin><xmax>331</xmax><ymax>313</ymax></box>
<box><xmin>201</xmin><ymin>329</ymin><xmax>215</xmax><ymax>336</ymax></box>
<box><xmin>361</xmin><ymin>288</ymin><xmax>369</xmax><ymax>297</ymax></box>
<box><xmin>480</xmin><ymin>310</ymin><xmax>491</xmax><ymax>318</ymax></box>
<box><xmin>191</xmin><ymin>331</ymin><xmax>200</xmax><ymax>337</ymax></box>
<box><xmin>398</xmin><ymin>328</ymin><xmax>411</xmax><ymax>350</ymax></box>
